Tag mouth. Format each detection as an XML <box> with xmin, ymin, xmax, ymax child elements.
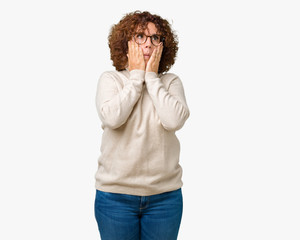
<box><xmin>144</xmin><ymin>54</ymin><xmax>150</xmax><ymax>58</ymax></box>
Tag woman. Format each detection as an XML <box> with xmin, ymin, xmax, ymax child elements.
<box><xmin>94</xmin><ymin>10</ymin><xmax>190</xmax><ymax>240</ymax></box>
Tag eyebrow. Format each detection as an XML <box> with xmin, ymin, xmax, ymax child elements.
<box><xmin>136</xmin><ymin>31</ymin><xmax>159</xmax><ymax>35</ymax></box>
<box><xmin>135</xmin><ymin>27</ymin><xmax>158</xmax><ymax>34</ymax></box>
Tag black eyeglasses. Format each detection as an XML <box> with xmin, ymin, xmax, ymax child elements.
<box><xmin>133</xmin><ymin>33</ymin><xmax>164</xmax><ymax>46</ymax></box>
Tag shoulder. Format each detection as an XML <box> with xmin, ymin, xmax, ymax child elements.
<box><xmin>159</xmin><ymin>72</ymin><xmax>182</xmax><ymax>87</ymax></box>
<box><xmin>160</xmin><ymin>72</ymin><xmax>181</xmax><ymax>81</ymax></box>
<box><xmin>97</xmin><ymin>70</ymin><xmax>128</xmax><ymax>89</ymax></box>
<box><xmin>98</xmin><ymin>70</ymin><xmax>127</xmax><ymax>82</ymax></box>
<box><xmin>159</xmin><ymin>71</ymin><xmax>178</xmax><ymax>78</ymax></box>
<box><xmin>99</xmin><ymin>70</ymin><xmax>122</xmax><ymax>79</ymax></box>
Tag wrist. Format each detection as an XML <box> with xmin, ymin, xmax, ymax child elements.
<box><xmin>145</xmin><ymin>71</ymin><xmax>158</xmax><ymax>79</ymax></box>
<box><xmin>146</xmin><ymin>67</ymin><xmax>158</xmax><ymax>74</ymax></box>
<box><xmin>129</xmin><ymin>69</ymin><xmax>145</xmax><ymax>77</ymax></box>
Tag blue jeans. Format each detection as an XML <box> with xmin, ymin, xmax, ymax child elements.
<box><xmin>94</xmin><ymin>188</ymin><xmax>183</xmax><ymax>240</ymax></box>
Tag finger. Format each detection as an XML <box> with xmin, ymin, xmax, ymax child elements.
<box><xmin>149</xmin><ymin>48</ymin><xmax>157</xmax><ymax>62</ymax></box>
<box><xmin>131</xmin><ymin>41</ymin><xmax>135</xmax><ymax>54</ymax></box>
<box><xmin>128</xmin><ymin>41</ymin><xmax>132</xmax><ymax>56</ymax></box>
<box><xmin>134</xmin><ymin>43</ymin><xmax>143</xmax><ymax>59</ymax></box>
<box><xmin>154</xmin><ymin>47</ymin><xmax>161</xmax><ymax>63</ymax></box>
<box><xmin>128</xmin><ymin>40</ymin><xmax>133</xmax><ymax>49</ymax></box>
<box><xmin>131</xmin><ymin>42</ymin><xmax>138</xmax><ymax>57</ymax></box>
<box><xmin>152</xmin><ymin>47</ymin><xmax>158</xmax><ymax>58</ymax></box>
<box><xmin>158</xmin><ymin>44</ymin><xmax>163</xmax><ymax>57</ymax></box>
<box><xmin>154</xmin><ymin>47</ymin><xmax>162</xmax><ymax>64</ymax></box>
<box><xmin>133</xmin><ymin>41</ymin><xmax>139</xmax><ymax>51</ymax></box>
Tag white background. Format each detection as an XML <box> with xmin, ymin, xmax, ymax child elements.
<box><xmin>0</xmin><ymin>0</ymin><xmax>299</xmax><ymax>239</ymax></box>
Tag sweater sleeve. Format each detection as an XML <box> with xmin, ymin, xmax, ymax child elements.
<box><xmin>95</xmin><ymin>70</ymin><xmax>145</xmax><ymax>129</ymax></box>
<box><xmin>145</xmin><ymin>72</ymin><xmax>190</xmax><ymax>131</ymax></box>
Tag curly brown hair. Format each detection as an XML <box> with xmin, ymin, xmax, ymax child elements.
<box><xmin>108</xmin><ymin>11</ymin><xmax>178</xmax><ymax>74</ymax></box>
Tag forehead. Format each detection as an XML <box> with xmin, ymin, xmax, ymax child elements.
<box><xmin>136</xmin><ymin>22</ymin><xmax>158</xmax><ymax>34</ymax></box>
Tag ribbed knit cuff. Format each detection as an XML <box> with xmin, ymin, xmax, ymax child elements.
<box><xmin>145</xmin><ymin>72</ymin><xmax>158</xmax><ymax>80</ymax></box>
<box><xmin>129</xmin><ymin>69</ymin><xmax>145</xmax><ymax>81</ymax></box>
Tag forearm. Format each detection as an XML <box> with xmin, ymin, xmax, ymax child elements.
<box><xmin>96</xmin><ymin>70</ymin><xmax>145</xmax><ymax>129</ymax></box>
<box><xmin>145</xmin><ymin>72</ymin><xmax>190</xmax><ymax>131</ymax></box>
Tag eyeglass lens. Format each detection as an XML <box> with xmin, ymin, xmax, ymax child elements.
<box><xmin>134</xmin><ymin>33</ymin><xmax>161</xmax><ymax>46</ymax></box>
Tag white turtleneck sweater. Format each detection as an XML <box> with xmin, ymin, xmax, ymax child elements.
<box><xmin>95</xmin><ymin>69</ymin><xmax>190</xmax><ymax>196</ymax></box>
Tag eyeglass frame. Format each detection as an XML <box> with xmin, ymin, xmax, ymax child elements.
<box><xmin>133</xmin><ymin>33</ymin><xmax>165</xmax><ymax>46</ymax></box>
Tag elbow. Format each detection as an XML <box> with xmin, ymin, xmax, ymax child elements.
<box><xmin>96</xmin><ymin>105</ymin><xmax>124</xmax><ymax>130</ymax></box>
<box><xmin>161</xmin><ymin>108</ymin><xmax>190</xmax><ymax>131</ymax></box>
<box><xmin>99</xmin><ymin>113</ymin><xmax>125</xmax><ymax>129</ymax></box>
<box><xmin>162</xmin><ymin>122</ymin><xmax>183</xmax><ymax>131</ymax></box>
<box><xmin>100</xmin><ymin>116</ymin><xmax>123</xmax><ymax>129</ymax></box>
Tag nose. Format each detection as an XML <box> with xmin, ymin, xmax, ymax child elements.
<box><xmin>144</xmin><ymin>36</ymin><xmax>152</xmax><ymax>48</ymax></box>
